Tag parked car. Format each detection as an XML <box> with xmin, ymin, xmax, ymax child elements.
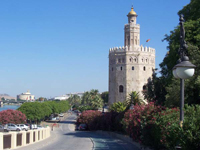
<box><xmin>37</xmin><ymin>125</ymin><xmax>44</xmax><ymax>129</ymax></box>
<box><xmin>51</xmin><ymin>118</ymin><xmax>56</xmax><ymax>121</ymax></box>
<box><xmin>0</xmin><ymin>125</ymin><xmax>8</xmax><ymax>132</ymax></box>
<box><xmin>25</xmin><ymin>123</ymin><xmax>31</xmax><ymax>128</ymax></box>
<box><xmin>59</xmin><ymin>113</ymin><xmax>64</xmax><ymax>117</ymax></box>
<box><xmin>31</xmin><ymin>124</ymin><xmax>37</xmax><ymax>129</ymax></box>
<box><xmin>17</xmin><ymin>124</ymin><xmax>29</xmax><ymax>131</ymax></box>
<box><xmin>5</xmin><ymin>123</ymin><xmax>21</xmax><ymax>131</ymax></box>
<box><xmin>78</xmin><ymin>124</ymin><xmax>87</xmax><ymax>131</ymax></box>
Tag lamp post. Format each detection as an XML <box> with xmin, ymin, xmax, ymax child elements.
<box><xmin>172</xmin><ymin>15</ymin><xmax>196</xmax><ymax>127</ymax></box>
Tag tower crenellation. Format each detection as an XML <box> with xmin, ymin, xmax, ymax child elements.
<box><xmin>108</xmin><ymin>6</ymin><xmax>156</xmax><ymax>105</ymax></box>
<box><xmin>109</xmin><ymin>45</ymin><xmax>155</xmax><ymax>54</ymax></box>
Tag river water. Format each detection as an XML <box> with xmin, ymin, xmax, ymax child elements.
<box><xmin>0</xmin><ymin>105</ymin><xmax>20</xmax><ymax>112</ymax></box>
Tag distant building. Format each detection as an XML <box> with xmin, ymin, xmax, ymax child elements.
<box><xmin>53</xmin><ymin>92</ymin><xmax>84</xmax><ymax>101</ymax></box>
<box><xmin>17</xmin><ymin>90</ymin><xmax>35</xmax><ymax>101</ymax></box>
<box><xmin>54</xmin><ymin>95</ymin><xmax>69</xmax><ymax>100</ymax></box>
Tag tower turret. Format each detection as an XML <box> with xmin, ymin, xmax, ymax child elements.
<box><xmin>127</xmin><ymin>6</ymin><xmax>138</xmax><ymax>24</ymax></box>
<box><xmin>124</xmin><ymin>6</ymin><xmax>140</xmax><ymax>49</ymax></box>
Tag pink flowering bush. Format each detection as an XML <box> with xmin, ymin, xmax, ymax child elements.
<box><xmin>122</xmin><ymin>102</ymin><xmax>163</xmax><ymax>142</ymax></box>
<box><xmin>77</xmin><ymin>110</ymin><xmax>102</xmax><ymax>130</ymax></box>
<box><xmin>0</xmin><ymin>109</ymin><xmax>27</xmax><ymax>125</ymax></box>
<box><xmin>99</xmin><ymin>112</ymin><xmax>124</xmax><ymax>132</ymax></box>
<box><xmin>77</xmin><ymin>110</ymin><xmax>124</xmax><ymax>132</ymax></box>
<box><xmin>77</xmin><ymin>104</ymin><xmax>200</xmax><ymax>149</ymax></box>
<box><xmin>142</xmin><ymin>107</ymin><xmax>179</xmax><ymax>149</ymax></box>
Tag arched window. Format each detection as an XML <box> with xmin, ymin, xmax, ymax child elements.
<box><xmin>132</xmin><ymin>66</ymin><xmax>134</xmax><ymax>70</ymax></box>
<box><xmin>119</xmin><ymin>85</ymin><xmax>123</xmax><ymax>93</ymax></box>
<box><xmin>143</xmin><ymin>85</ymin><xmax>147</xmax><ymax>90</ymax></box>
<box><xmin>121</xmin><ymin>67</ymin><xmax>122</xmax><ymax>70</ymax></box>
<box><xmin>143</xmin><ymin>66</ymin><xmax>146</xmax><ymax>71</ymax></box>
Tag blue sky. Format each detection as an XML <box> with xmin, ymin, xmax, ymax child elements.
<box><xmin>0</xmin><ymin>0</ymin><xmax>190</xmax><ymax>98</ymax></box>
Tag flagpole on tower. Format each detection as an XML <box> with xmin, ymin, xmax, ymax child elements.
<box><xmin>142</xmin><ymin>39</ymin><xmax>151</xmax><ymax>47</ymax></box>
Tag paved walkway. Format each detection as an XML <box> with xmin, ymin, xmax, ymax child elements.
<box><xmin>16</xmin><ymin>128</ymin><xmax>60</xmax><ymax>150</ymax></box>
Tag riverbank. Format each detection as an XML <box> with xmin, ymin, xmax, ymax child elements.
<box><xmin>0</xmin><ymin>105</ymin><xmax>20</xmax><ymax>111</ymax></box>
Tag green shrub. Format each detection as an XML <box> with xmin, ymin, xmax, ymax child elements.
<box><xmin>109</xmin><ymin>101</ymin><xmax>126</xmax><ymax>113</ymax></box>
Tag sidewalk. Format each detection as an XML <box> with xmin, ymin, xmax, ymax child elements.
<box><xmin>16</xmin><ymin>127</ymin><xmax>60</xmax><ymax>150</ymax></box>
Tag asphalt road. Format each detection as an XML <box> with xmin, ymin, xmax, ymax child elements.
<box><xmin>17</xmin><ymin>113</ymin><xmax>140</xmax><ymax>150</ymax></box>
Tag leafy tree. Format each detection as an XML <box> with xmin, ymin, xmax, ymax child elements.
<box><xmin>67</xmin><ymin>94</ymin><xmax>81</xmax><ymax>107</ymax></box>
<box><xmin>77</xmin><ymin>105</ymin><xmax>94</xmax><ymax>112</ymax></box>
<box><xmin>101</xmin><ymin>91</ymin><xmax>109</xmax><ymax>104</ymax></box>
<box><xmin>18</xmin><ymin>101</ymin><xmax>70</xmax><ymax>123</ymax></box>
<box><xmin>81</xmin><ymin>89</ymin><xmax>103</xmax><ymax>110</ymax></box>
<box><xmin>143</xmin><ymin>70</ymin><xmax>167</xmax><ymax>105</ymax></box>
<box><xmin>18</xmin><ymin>102</ymin><xmax>44</xmax><ymax>123</ymax></box>
<box><xmin>144</xmin><ymin>0</ymin><xmax>200</xmax><ymax>107</ymax></box>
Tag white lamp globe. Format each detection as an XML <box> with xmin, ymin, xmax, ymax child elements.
<box><xmin>173</xmin><ymin>68</ymin><xmax>179</xmax><ymax>78</ymax></box>
<box><xmin>176</xmin><ymin>67</ymin><xmax>195</xmax><ymax>79</ymax></box>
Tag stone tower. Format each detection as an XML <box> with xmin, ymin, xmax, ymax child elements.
<box><xmin>108</xmin><ymin>7</ymin><xmax>155</xmax><ymax>105</ymax></box>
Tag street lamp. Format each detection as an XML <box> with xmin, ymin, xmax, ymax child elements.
<box><xmin>172</xmin><ymin>15</ymin><xmax>196</xmax><ymax>127</ymax></box>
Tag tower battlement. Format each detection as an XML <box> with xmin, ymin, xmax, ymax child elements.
<box><xmin>109</xmin><ymin>45</ymin><xmax>155</xmax><ymax>54</ymax></box>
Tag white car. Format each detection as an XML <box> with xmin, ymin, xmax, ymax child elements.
<box><xmin>5</xmin><ymin>124</ymin><xmax>21</xmax><ymax>131</ymax></box>
<box><xmin>37</xmin><ymin>125</ymin><xmax>44</xmax><ymax>129</ymax></box>
<box><xmin>51</xmin><ymin>118</ymin><xmax>56</xmax><ymax>121</ymax></box>
<box><xmin>31</xmin><ymin>124</ymin><xmax>37</xmax><ymax>129</ymax></box>
<box><xmin>59</xmin><ymin>114</ymin><xmax>64</xmax><ymax>117</ymax></box>
<box><xmin>17</xmin><ymin>124</ymin><xmax>29</xmax><ymax>131</ymax></box>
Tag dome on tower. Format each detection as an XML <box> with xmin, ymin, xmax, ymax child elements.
<box><xmin>127</xmin><ymin>6</ymin><xmax>137</xmax><ymax>16</ymax></box>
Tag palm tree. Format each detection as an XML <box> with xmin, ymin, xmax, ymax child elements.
<box><xmin>125</xmin><ymin>91</ymin><xmax>144</xmax><ymax>111</ymax></box>
<box><xmin>109</xmin><ymin>101</ymin><xmax>126</xmax><ymax>113</ymax></box>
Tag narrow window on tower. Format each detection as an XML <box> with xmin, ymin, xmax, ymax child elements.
<box><xmin>121</xmin><ymin>67</ymin><xmax>122</xmax><ymax>70</ymax></box>
<box><xmin>128</xmin><ymin>36</ymin><xmax>130</xmax><ymax>46</ymax></box>
<box><xmin>132</xmin><ymin>66</ymin><xmax>134</xmax><ymax>70</ymax></box>
<box><xmin>143</xmin><ymin>85</ymin><xmax>147</xmax><ymax>90</ymax></box>
<box><xmin>119</xmin><ymin>85</ymin><xmax>123</xmax><ymax>93</ymax></box>
<box><xmin>143</xmin><ymin>66</ymin><xmax>146</xmax><ymax>71</ymax></box>
<box><xmin>112</xmin><ymin>67</ymin><xmax>113</xmax><ymax>71</ymax></box>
